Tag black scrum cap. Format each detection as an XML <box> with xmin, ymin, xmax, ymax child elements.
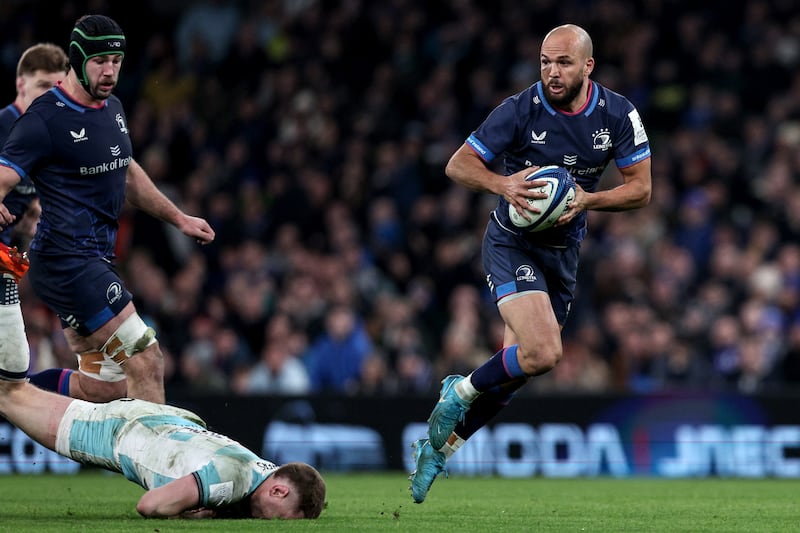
<box><xmin>68</xmin><ymin>15</ymin><xmax>126</xmax><ymax>91</ymax></box>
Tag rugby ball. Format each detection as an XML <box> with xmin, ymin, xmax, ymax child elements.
<box><xmin>508</xmin><ymin>166</ymin><xmax>576</xmax><ymax>231</ymax></box>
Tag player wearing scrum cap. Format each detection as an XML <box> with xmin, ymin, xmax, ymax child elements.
<box><xmin>0</xmin><ymin>14</ymin><xmax>215</xmax><ymax>403</ymax></box>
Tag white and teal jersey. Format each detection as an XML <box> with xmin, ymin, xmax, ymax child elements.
<box><xmin>55</xmin><ymin>398</ymin><xmax>277</xmax><ymax>508</ymax></box>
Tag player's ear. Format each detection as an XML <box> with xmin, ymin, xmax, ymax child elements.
<box><xmin>269</xmin><ymin>483</ymin><xmax>290</xmax><ymax>498</ymax></box>
<box><xmin>584</xmin><ymin>57</ymin><xmax>595</xmax><ymax>76</ymax></box>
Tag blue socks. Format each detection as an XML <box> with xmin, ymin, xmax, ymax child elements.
<box><xmin>28</xmin><ymin>368</ymin><xmax>72</xmax><ymax>396</ymax></box>
<box><xmin>469</xmin><ymin>345</ymin><xmax>527</xmax><ymax>392</ymax></box>
<box><xmin>453</xmin><ymin>378</ymin><xmax>527</xmax><ymax>440</ymax></box>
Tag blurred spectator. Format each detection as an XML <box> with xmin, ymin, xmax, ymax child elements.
<box><xmin>709</xmin><ymin>314</ymin><xmax>743</xmax><ymax>385</ymax></box>
<box><xmin>731</xmin><ymin>335</ymin><xmax>779</xmax><ymax>393</ymax></box>
<box><xmin>303</xmin><ymin>304</ymin><xmax>372</xmax><ymax>393</ymax></box>
<box><xmin>533</xmin><ymin>338</ymin><xmax>611</xmax><ymax>393</ymax></box>
<box><xmin>353</xmin><ymin>349</ymin><xmax>399</xmax><ymax>395</ymax></box>
<box><xmin>175</xmin><ymin>0</ymin><xmax>241</xmax><ymax>71</ymax></box>
<box><xmin>395</xmin><ymin>350</ymin><xmax>435</xmax><ymax>394</ymax></box>
<box><xmin>650</xmin><ymin>339</ymin><xmax>711</xmax><ymax>390</ymax></box>
<box><xmin>179</xmin><ymin>314</ymin><xmax>228</xmax><ymax>392</ymax></box>
<box><xmin>234</xmin><ymin>313</ymin><xmax>310</xmax><ymax>395</ymax></box>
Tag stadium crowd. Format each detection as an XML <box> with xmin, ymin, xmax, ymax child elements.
<box><xmin>2</xmin><ymin>0</ymin><xmax>800</xmax><ymax>396</ymax></box>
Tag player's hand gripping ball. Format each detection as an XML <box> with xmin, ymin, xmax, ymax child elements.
<box><xmin>508</xmin><ymin>165</ymin><xmax>576</xmax><ymax>231</ymax></box>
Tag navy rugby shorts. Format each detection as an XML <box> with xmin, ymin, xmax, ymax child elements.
<box><xmin>28</xmin><ymin>251</ymin><xmax>133</xmax><ymax>336</ymax></box>
<box><xmin>482</xmin><ymin>216</ymin><xmax>579</xmax><ymax>326</ymax></box>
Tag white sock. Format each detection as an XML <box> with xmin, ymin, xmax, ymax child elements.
<box><xmin>0</xmin><ymin>302</ymin><xmax>30</xmax><ymax>377</ymax></box>
<box><xmin>455</xmin><ymin>374</ymin><xmax>480</xmax><ymax>402</ymax></box>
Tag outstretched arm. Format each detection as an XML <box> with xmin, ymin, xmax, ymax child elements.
<box><xmin>136</xmin><ymin>474</ymin><xmax>204</xmax><ymax>518</ymax></box>
<box><xmin>124</xmin><ymin>159</ymin><xmax>216</xmax><ymax>244</ymax></box>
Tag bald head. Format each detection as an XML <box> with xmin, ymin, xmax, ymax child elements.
<box><xmin>542</xmin><ymin>24</ymin><xmax>593</xmax><ymax>60</ymax></box>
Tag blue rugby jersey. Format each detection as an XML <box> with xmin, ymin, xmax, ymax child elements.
<box><xmin>466</xmin><ymin>80</ymin><xmax>651</xmax><ymax>246</ymax></box>
<box><xmin>0</xmin><ymin>85</ymin><xmax>131</xmax><ymax>259</ymax></box>
<box><xmin>0</xmin><ymin>103</ymin><xmax>37</xmax><ymax>245</ymax></box>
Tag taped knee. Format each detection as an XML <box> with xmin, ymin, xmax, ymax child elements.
<box><xmin>101</xmin><ymin>313</ymin><xmax>157</xmax><ymax>365</ymax></box>
<box><xmin>77</xmin><ymin>350</ymin><xmax>125</xmax><ymax>381</ymax></box>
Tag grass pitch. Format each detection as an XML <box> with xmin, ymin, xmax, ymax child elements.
<box><xmin>0</xmin><ymin>471</ymin><xmax>798</xmax><ymax>532</ymax></box>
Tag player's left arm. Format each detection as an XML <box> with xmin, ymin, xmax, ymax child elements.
<box><xmin>581</xmin><ymin>157</ymin><xmax>651</xmax><ymax>211</ymax></box>
<box><xmin>558</xmin><ymin>158</ymin><xmax>651</xmax><ymax>224</ymax></box>
<box><xmin>136</xmin><ymin>474</ymin><xmax>205</xmax><ymax>518</ymax></box>
<box><xmin>124</xmin><ymin>159</ymin><xmax>216</xmax><ymax>244</ymax></box>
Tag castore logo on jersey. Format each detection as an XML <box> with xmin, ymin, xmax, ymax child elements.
<box><xmin>70</xmin><ymin>128</ymin><xmax>87</xmax><ymax>142</ymax></box>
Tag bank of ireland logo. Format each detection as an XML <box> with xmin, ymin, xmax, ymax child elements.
<box><xmin>516</xmin><ymin>265</ymin><xmax>537</xmax><ymax>282</ymax></box>
<box><xmin>106</xmin><ymin>282</ymin><xmax>123</xmax><ymax>304</ymax></box>
<box><xmin>592</xmin><ymin>128</ymin><xmax>612</xmax><ymax>151</ymax></box>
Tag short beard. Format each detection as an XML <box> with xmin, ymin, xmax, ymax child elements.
<box><xmin>544</xmin><ymin>80</ymin><xmax>584</xmax><ymax>109</ymax></box>
<box><xmin>87</xmin><ymin>81</ymin><xmax>112</xmax><ymax>101</ymax></box>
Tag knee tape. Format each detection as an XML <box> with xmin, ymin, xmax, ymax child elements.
<box><xmin>101</xmin><ymin>313</ymin><xmax>157</xmax><ymax>365</ymax></box>
<box><xmin>78</xmin><ymin>314</ymin><xmax>157</xmax><ymax>381</ymax></box>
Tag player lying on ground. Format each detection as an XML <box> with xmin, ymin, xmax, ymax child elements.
<box><xmin>0</xmin><ymin>379</ymin><xmax>325</xmax><ymax>519</ymax></box>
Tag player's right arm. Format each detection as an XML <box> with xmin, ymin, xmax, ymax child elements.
<box><xmin>136</xmin><ymin>474</ymin><xmax>202</xmax><ymax>518</ymax></box>
<box><xmin>446</xmin><ymin>143</ymin><xmax>546</xmax><ymax>218</ymax></box>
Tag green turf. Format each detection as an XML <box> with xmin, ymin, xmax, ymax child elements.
<box><xmin>1</xmin><ymin>472</ymin><xmax>799</xmax><ymax>532</ymax></box>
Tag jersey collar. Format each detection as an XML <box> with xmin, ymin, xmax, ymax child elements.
<box><xmin>536</xmin><ymin>80</ymin><xmax>598</xmax><ymax>117</ymax></box>
<box><xmin>52</xmin><ymin>82</ymin><xmax>109</xmax><ymax>112</ymax></box>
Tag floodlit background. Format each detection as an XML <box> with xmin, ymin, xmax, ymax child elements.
<box><xmin>1</xmin><ymin>0</ymin><xmax>799</xmax><ymax>399</ymax></box>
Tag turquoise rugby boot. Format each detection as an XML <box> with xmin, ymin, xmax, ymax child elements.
<box><xmin>427</xmin><ymin>374</ymin><xmax>470</xmax><ymax>450</ymax></box>
<box><xmin>409</xmin><ymin>438</ymin><xmax>447</xmax><ymax>503</ymax></box>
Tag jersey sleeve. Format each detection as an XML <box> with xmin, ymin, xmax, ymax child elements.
<box><xmin>193</xmin><ymin>461</ymin><xmax>249</xmax><ymax>508</ymax></box>
<box><xmin>192</xmin><ymin>453</ymin><xmax>273</xmax><ymax>508</ymax></box>
<box><xmin>0</xmin><ymin>111</ymin><xmax>52</xmax><ymax>179</ymax></box>
<box><xmin>466</xmin><ymin>97</ymin><xmax>522</xmax><ymax>163</ymax></box>
<box><xmin>612</xmin><ymin>102</ymin><xmax>651</xmax><ymax>169</ymax></box>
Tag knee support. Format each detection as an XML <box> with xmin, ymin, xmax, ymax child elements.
<box><xmin>77</xmin><ymin>314</ymin><xmax>157</xmax><ymax>381</ymax></box>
